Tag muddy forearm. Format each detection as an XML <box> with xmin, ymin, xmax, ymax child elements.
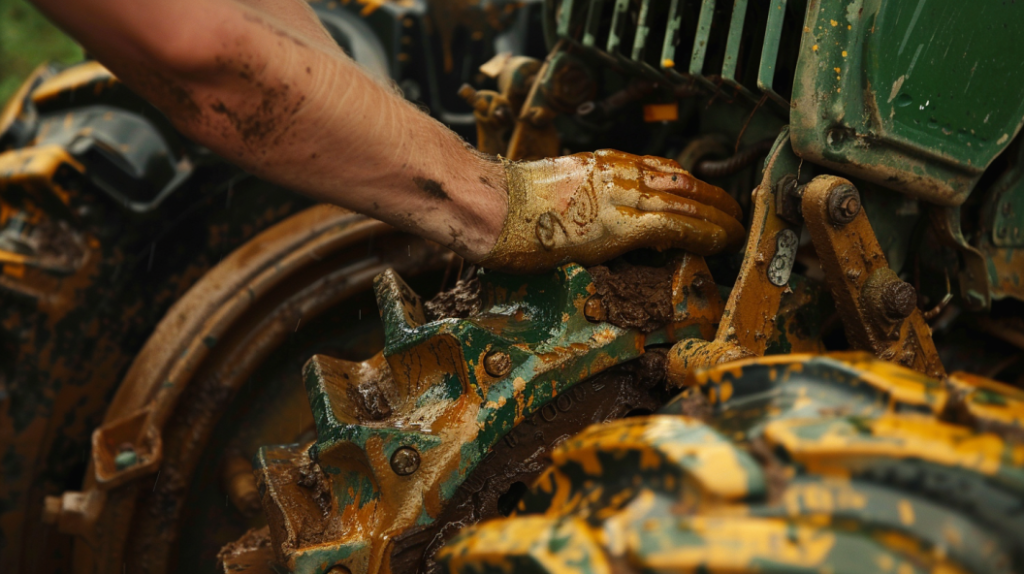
<box><xmin>30</xmin><ymin>0</ymin><xmax>507</xmax><ymax>260</ymax></box>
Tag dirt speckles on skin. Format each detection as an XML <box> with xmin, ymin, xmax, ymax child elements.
<box><xmin>413</xmin><ymin>177</ymin><xmax>451</xmax><ymax>201</ymax></box>
<box><xmin>208</xmin><ymin>69</ymin><xmax>306</xmax><ymax>150</ymax></box>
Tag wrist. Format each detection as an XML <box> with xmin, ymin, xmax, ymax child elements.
<box><xmin>456</xmin><ymin>151</ymin><xmax>508</xmax><ymax>261</ymax></box>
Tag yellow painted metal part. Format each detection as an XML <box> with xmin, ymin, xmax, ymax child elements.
<box><xmin>439</xmin><ymin>352</ymin><xmax>1024</xmax><ymax>574</ymax></box>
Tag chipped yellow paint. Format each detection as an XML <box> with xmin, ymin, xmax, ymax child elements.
<box><xmin>641</xmin><ymin>516</ymin><xmax>836</xmax><ymax>570</ymax></box>
<box><xmin>440</xmin><ymin>515</ymin><xmax>612</xmax><ymax>574</ymax></box>
<box><xmin>781</xmin><ymin>480</ymin><xmax>867</xmax><ymax>517</ymax></box>
<box><xmin>948</xmin><ymin>371</ymin><xmax>1024</xmax><ymax>428</ymax></box>
<box><xmin>764</xmin><ymin>414</ymin><xmax>1023</xmax><ymax>477</ymax></box>
<box><xmin>0</xmin><ymin>63</ymin><xmax>51</xmax><ymax>138</ymax></box>
<box><xmin>897</xmin><ymin>499</ymin><xmax>914</xmax><ymax>526</ymax></box>
<box><xmin>31</xmin><ymin>60</ymin><xmax>114</xmax><ymax>105</ymax></box>
<box><xmin>552</xmin><ymin>417</ymin><xmax>753</xmax><ymax>500</ymax></box>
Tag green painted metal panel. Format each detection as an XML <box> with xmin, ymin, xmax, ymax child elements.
<box><xmin>869</xmin><ymin>1</ymin><xmax>1024</xmax><ymax>170</ymax></box>
<box><xmin>791</xmin><ymin>0</ymin><xmax>1024</xmax><ymax>206</ymax></box>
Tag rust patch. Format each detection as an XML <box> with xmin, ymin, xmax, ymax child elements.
<box><xmin>587</xmin><ymin>262</ymin><xmax>674</xmax><ymax>333</ymax></box>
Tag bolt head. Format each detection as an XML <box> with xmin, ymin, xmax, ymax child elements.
<box><xmin>881</xmin><ymin>281</ymin><xmax>917</xmax><ymax>319</ymax></box>
<box><xmin>827</xmin><ymin>184</ymin><xmax>861</xmax><ymax>225</ymax></box>
<box><xmin>390</xmin><ymin>446</ymin><xmax>420</xmax><ymax>476</ymax></box>
<box><xmin>483</xmin><ymin>350</ymin><xmax>512</xmax><ymax>377</ymax></box>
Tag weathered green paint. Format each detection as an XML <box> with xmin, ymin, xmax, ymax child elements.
<box><xmin>790</xmin><ymin>0</ymin><xmax>1024</xmax><ymax>206</ymax></box>
<box><xmin>257</xmin><ymin>258</ymin><xmax>725</xmax><ymax>573</ymax></box>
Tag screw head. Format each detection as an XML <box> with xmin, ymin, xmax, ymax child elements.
<box><xmin>483</xmin><ymin>350</ymin><xmax>512</xmax><ymax>377</ymax></box>
<box><xmin>390</xmin><ymin>447</ymin><xmax>420</xmax><ymax>476</ymax></box>
<box><xmin>827</xmin><ymin>184</ymin><xmax>861</xmax><ymax>225</ymax></box>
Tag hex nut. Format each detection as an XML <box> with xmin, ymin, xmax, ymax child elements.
<box><xmin>390</xmin><ymin>446</ymin><xmax>420</xmax><ymax>476</ymax></box>
<box><xmin>827</xmin><ymin>184</ymin><xmax>861</xmax><ymax>226</ymax></box>
<box><xmin>483</xmin><ymin>350</ymin><xmax>512</xmax><ymax>378</ymax></box>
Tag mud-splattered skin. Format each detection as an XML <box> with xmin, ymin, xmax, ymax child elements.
<box><xmin>31</xmin><ymin>0</ymin><xmax>509</xmax><ymax>261</ymax></box>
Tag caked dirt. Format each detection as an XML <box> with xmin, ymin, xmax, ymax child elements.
<box><xmin>425</xmin><ymin>276</ymin><xmax>483</xmax><ymax>321</ymax></box>
<box><xmin>587</xmin><ymin>261</ymin><xmax>675</xmax><ymax>333</ymax></box>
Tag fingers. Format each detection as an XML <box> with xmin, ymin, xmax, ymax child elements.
<box><xmin>613</xmin><ymin>206</ymin><xmax>733</xmax><ymax>256</ymax></box>
<box><xmin>640</xmin><ymin>169</ymin><xmax>743</xmax><ymax>221</ymax></box>
<box><xmin>634</xmin><ymin>191</ymin><xmax>746</xmax><ymax>249</ymax></box>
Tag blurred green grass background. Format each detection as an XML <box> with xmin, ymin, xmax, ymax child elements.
<box><xmin>0</xmin><ymin>0</ymin><xmax>83</xmax><ymax>104</ymax></box>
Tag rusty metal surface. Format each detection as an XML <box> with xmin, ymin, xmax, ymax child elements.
<box><xmin>38</xmin><ymin>205</ymin><xmax>447</xmax><ymax>574</ymax></box>
<box><xmin>665</xmin><ymin>130</ymin><xmax>803</xmax><ymax>386</ymax></box>
<box><xmin>802</xmin><ymin>176</ymin><xmax>945</xmax><ymax>379</ymax></box>
<box><xmin>247</xmin><ymin>252</ymin><xmax>723</xmax><ymax>574</ymax></box>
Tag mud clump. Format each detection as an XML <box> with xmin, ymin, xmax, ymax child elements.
<box><xmin>588</xmin><ymin>262</ymin><xmax>674</xmax><ymax>333</ymax></box>
<box><xmin>425</xmin><ymin>276</ymin><xmax>483</xmax><ymax>321</ymax></box>
<box><xmin>296</xmin><ymin>457</ymin><xmax>333</xmax><ymax>519</ymax></box>
<box><xmin>347</xmin><ymin>360</ymin><xmax>394</xmax><ymax>421</ymax></box>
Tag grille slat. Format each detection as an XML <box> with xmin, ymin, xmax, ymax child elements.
<box><xmin>552</xmin><ymin>0</ymin><xmax>796</xmax><ymax>114</ymax></box>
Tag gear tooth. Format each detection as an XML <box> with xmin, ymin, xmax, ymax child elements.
<box><xmin>375</xmin><ymin>269</ymin><xmax>426</xmax><ymax>338</ymax></box>
<box><xmin>305</xmin><ymin>353</ymin><xmax>396</xmax><ymax>434</ymax></box>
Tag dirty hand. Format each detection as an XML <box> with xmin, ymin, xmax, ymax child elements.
<box><xmin>477</xmin><ymin>149</ymin><xmax>745</xmax><ymax>274</ymax></box>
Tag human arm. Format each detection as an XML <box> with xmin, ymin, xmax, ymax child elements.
<box><xmin>30</xmin><ymin>0</ymin><xmax>508</xmax><ymax>259</ymax></box>
<box><xmin>29</xmin><ymin>0</ymin><xmax>744</xmax><ymax>271</ymax></box>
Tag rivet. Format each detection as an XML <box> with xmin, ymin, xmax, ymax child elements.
<box><xmin>483</xmin><ymin>350</ymin><xmax>512</xmax><ymax>377</ymax></box>
<box><xmin>390</xmin><ymin>446</ymin><xmax>420</xmax><ymax>476</ymax></box>
<box><xmin>326</xmin><ymin>566</ymin><xmax>352</xmax><ymax>574</ymax></box>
